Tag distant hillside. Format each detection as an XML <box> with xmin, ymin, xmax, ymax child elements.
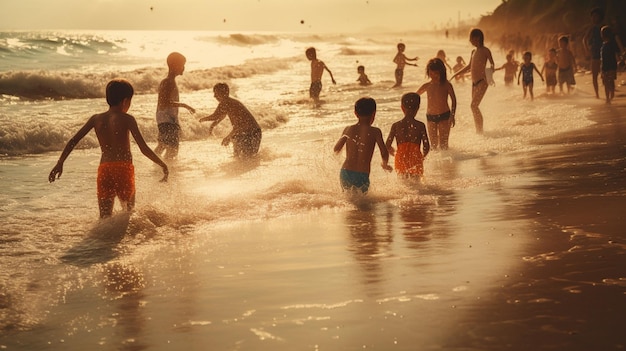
<box><xmin>477</xmin><ymin>0</ymin><xmax>625</xmax><ymax>68</ymax></box>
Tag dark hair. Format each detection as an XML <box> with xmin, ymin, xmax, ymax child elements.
<box><xmin>397</xmin><ymin>43</ymin><xmax>405</xmax><ymax>50</ymax></box>
<box><xmin>105</xmin><ymin>79</ymin><xmax>134</xmax><ymax>106</ymax></box>
<box><xmin>469</xmin><ymin>28</ymin><xmax>484</xmax><ymax>46</ymax></box>
<box><xmin>523</xmin><ymin>51</ymin><xmax>532</xmax><ymax>59</ymax></box>
<box><xmin>305</xmin><ymin>47</ymin><xmax>316</xmax><ymax>59</ymax></box>
<box><xmin>590</xmin><ymin>7</ymin><xmax>604</xmax><ymax>20</ymax></box>
<box><xmin>401</xmin><ymin>92</ymin><xmax>420</xmax><ymax>111</ymax></box>
<box><xmin>427</xmin><ymin>58</ymin><xmax>447</xmax><ymax>82</ymax></box>
<box><xmin>558</xmin><ymin>35</ymin><xmax>569</xmax><ymax>44</ymax></box>
<box><xmin>357</xmin><ymin>65</ymin><xmax>365</xmax><ymax>71</ymax></box>
<box><xmin>354</xmin><ymin>97</ymin><xmax>376</xmax><ymax>117</ymax></box>
<box><xmin>213</xmin><ymin>82</ymin><xmax>230</xmax><ymax>96</ymax></box>
<box><xmin>601</xmin><ymin>25</ymin><xmax>613</xmax><ymax>41</ymax></box>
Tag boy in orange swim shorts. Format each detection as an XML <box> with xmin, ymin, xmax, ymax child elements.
<box><xmin>49</xmin><ymin>79</ymin><xmax>168</xmax><ymax>218</ymax></box>
<box><xmin>385</xmin><ymin>92</ymin><xmax>430</xmax><ymax>178</ymax></box>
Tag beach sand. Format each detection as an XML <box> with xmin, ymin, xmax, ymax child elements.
<box><xmin>2</xmin><ymin>82</ymin><xmax>625</xmax><ymax>351</ymax></box>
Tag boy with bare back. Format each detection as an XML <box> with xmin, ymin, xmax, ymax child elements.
<box><xmin>556</xmin><ymin>35</ymin><xmax>577</xmax><ymax>94</ymax></box>
<box><xmin>334</xmin><ymin>97</ymin><xmax>392</xmax><ymax>193</ymax></box>
<box><xmin>154</xmin><ymin>52</ymin><xmax>196</xmax><ymax>160</ymax></box>
<box><xmin>306</xmin><ymin>47</ymin><xmax>336</xmax><ymax>105</ymax></box>
<box><xmin>385</xmin><ymin>93</ymin><xmax>430</xmax><ymax>178</ymax></box>
<box><xmin>49</xmin><ymin>79</ymin><xmax>169</xmax><ymax>218</ymax></box>
<box><xmin>392</xmin><ymin>43</ymin><xmax>419</xmax><ymax>88</ymax></box>
<box><xmin>451</xmin><ymin>28</ymin><xmax>494</xmax><ymax>134</ymax></box>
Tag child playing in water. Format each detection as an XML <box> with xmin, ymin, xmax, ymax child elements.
<box><xmin>436</xmin><ymin>50</ymin><xmax>453</xmax><ymax>72</ymax></box>
<box><xmin>600</xmin><ymin>25</ymin><xmax>620</xmax><ymax>104</ymax></box>
<box><xmin>451</xmin><ymin>28</ymin><xmax>494</xmax><ymax>134</ymax></box>
<box><xmin>417</xmin><ymin>58</ymin><xmax>456</xmax><ymax>150</ymax></box>
<box><xmin>517</xmin><ymin>51</ymin><xmax>544</xmax><ymax>100</ymax></box>
<box><xmin>356</xmin><ymin>65</ymin><xmax>372</xmax><ymax>86</ymax></box>
<box><xmin>392</xmin><ymin>43</ymin><xmax>419</xmax><ymax>88</ymax></box>
<box><xmin>556</xmin><ymin>35</ymin><xmax>577</xmax><ymax>94</ymax></box>
<box><xmin>199</xmin><ymin>83</ymin><xmax>262</xmax><ymax>158</ymax></box>
<box><xmin>385</xmin><ymin>93</ymin><xmax>430</xmax><ymax>179</ymax></box>
<box><xmin>306</xmin><ymin>47</ymin><xmax>336</xmax><ymax>106</ymax></box>
<box><xmin>49</xmin><ymin>79</ymin><xmax>169</xmax><ymax>218</ymax></box>
<box><xmin>495</xmin><ymin>53</ymin><xmax>519</xmax><ymax>86</ymax></box>
<box><xmin>541</xmin><ymin>48</ymin><xmax>558</xmax><ymax>94</ymax></box>
<box><xmin>334</xmin><ymin>97</ymin><xmax>392</xmax><ymax>193</ymax></box>
<box><xmin>452</xmin><ymin>56</ymin><xmax>467</xmax><ymax>82</ymax></box>
<box><xmin>154</xmin><ymin>52</ymin><xmax>196</xmax><ymax>160</ymax></box>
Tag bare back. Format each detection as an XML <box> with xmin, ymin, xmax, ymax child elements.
<box><xmin>336</xmin><ymin>123</ymin><xmax>385</xmax><ymax>174</ymax></box>
<box><xmin>91</xmin><ymin>111</ymin><xmax>137</xmax><ymax>163</ymax></box>
<box><xmin>417</xmin><ymin>81</ymin><xmax>455</xmax><ymax>115</ymax></box>
<box><xmin>387</xmin><ymin>118</ymin><xmax>428</xmax><ymax>147</ymax></box>
<box><xmin>310</xmin><ymin>59</ymin><xmax>326</xmax><ymax>82</ymax></box>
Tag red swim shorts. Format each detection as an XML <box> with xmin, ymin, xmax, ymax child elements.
<box><xmin>97</xmin><ymin>162</ymin><xmax>135</xmax><ymax>202</ymax></box>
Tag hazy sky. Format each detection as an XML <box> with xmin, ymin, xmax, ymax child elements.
<box><xmin>0</xmin><ymin>0</ymin><xmax>501</xmax><ymax>32</ymax></box>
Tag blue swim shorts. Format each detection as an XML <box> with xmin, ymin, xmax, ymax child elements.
<box><xmin>340</xmin><ymin>168</ymin><xmax>370</xmax><ymax>193</ymax></box>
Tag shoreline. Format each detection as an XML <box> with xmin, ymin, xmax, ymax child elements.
<box><xmin>444</xmin><ymin>86</ymin><xmax>626</xmax><ymax>350</ymax></box>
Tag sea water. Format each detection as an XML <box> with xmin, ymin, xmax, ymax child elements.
<box><xmin>0</xmin><ymin>30</ymin><xmax>597</xmax><ymax>349</ymax></box>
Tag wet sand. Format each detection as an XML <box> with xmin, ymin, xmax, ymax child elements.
<box><xmin>445</xmin><ymin>90</ymin><xmax>626</xmax><ymax>350</ymax></box>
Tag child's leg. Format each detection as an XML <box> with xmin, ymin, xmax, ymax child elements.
<box><xmin>427</xmin><ymin>121</ymin><xmax>438</xmax><ymax>150</ymax></box>
<box><xmin>439</xmin><ymin>120</ymin><xmax>452</xmax><ymax>150</ymax></box>
<box><xmin>529</xmin><ymin>82</ymin><xmax>534</xmax><ymax>100</ymax></box>
<box><xmin>98</xmin><ymin>197</ymin><xmax>115</xmax><ymax>218</ymax></box>
<box><xmin>471</xmin><ymin>82</ymin><xmax>488</xmax><ymax>134</ymax></box>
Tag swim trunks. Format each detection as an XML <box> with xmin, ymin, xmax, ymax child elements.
<box><xmin>426</xmin><ymin>110</ymin><xmax>451</xmax><ymax>123</ymax></box>
<box><xmin>309</xmin><ymin>81</ymin><xmax>322</xmax><ymax>98</ymax></box>
<box><xmin>232</xmin><ymin>128</ymin><xmax>262</xmax><ymax>157</ymax></box>
<box><xmin>157</xmin><ymin>122</ymin><xmax>180</xmax><ymax>147</ymax></box>
<box><xmin>394</xmin><ymin>142</ymin><xmax>424</xmax><ymax>177</ymax></box>
<box><xmin>558</xmin><ymin>66</ymin><xmax>576</xmax><ymax>85</ymax></box>
<box><xmin>97</xmin><ymin>161</ymin><xmax>135</xmax><ymax>203</ymax></box>
<box><xmin>340</xmin><ymin>168</ymin><xmax>370</xmax><ymax>193</ymax></box>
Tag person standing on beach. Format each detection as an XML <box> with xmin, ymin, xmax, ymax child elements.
<box><xmin>154</xmin><ymin>52</ymin><xmax>196</xmax><ymax>160</ymax></box>
<box><xmin>386</xmin><ymin>93</ymin><xmax>430</xmax><ymax>179</ymax></box>
<box><xmin>306</xmin><ymin>47</ymin><xmax>336</xmax><ymax>106</ymax></box>
<box><xmin>517</xmin><ymin>51</ymin><xmax>544</xmax><ymax>101</ymax></box>
<box><xmin>392</xmin><ymin>43</ymin><xmax>419</xmax><ymax>88</ymax></box>
<box><xmin>541</xmin><ymin>48</ymin><xmax>558</xmax><ymax>94</ymax></box>
<box><xmin>600</xmin><ymin>26</ymin><xmax>620</xmax><ymax>104</ymax></box>
<box><xmin>417</xmin><ymin>58</ymin><xmax>456</xmax><ymax>151</ymax></box>
<box><xmin>451</xmin><ymin>28</ymin><xmax>494</xmax><ymax>134</ymax></box>
<box><xmin>495</xmin><ymin>53</ymin><xmax>519</xmax><ymax>86</ymax></box>
<box><xmin>556</xmin><ymin>35</ymin><xmax>577</xmax><ymax>95</ymax></box>
<box><xmin>199</xmin><ymin>83</ymin><xmax>262</xmax><ymax>158</ymax></box>
<box><xmin>334</xmin><ymin>97</ymin><xmax>392</xmax><ymax>193</ymax></box>
<box><xmin>583</xmin><ymin>7</ymin><xmax>604</xmax><ymax>99</ymax></box>
<box><xmin>49</xmin><ymin>79</ymin><xmax>169</xmax><ymax>218</ymax></box>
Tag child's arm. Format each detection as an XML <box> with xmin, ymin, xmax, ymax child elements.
<box><xmin>534</xmin><ymin>64</ymin><xmax>544</xmax><ymax>81</ymax></box>
<box><xmin>129</xmin><ymin>117</ymin><xmax>169</xmax><ymax>182</ymax></box>
<box><xmin>385</xmin><ymin>124</ymin><xmax>396</xmax><ymax>156</ymax></box>
<box><xmin>421</xmin><ymin>125</ymin><xmax>430</xmax><ymax>158</ymax></box>
<box><xmin>487</xmin><ymin>48</ymin><xmax>495</xmax><ymax>69</ymax></box>
<box><xmin>199</xmin><ymin>107</ymin><xmax>227</xmax><ymax>134</ymax></box>
<box><xmin>448</xmin><ymin>82</ymin><xmax>457</xmax><ymax>127</ymax></box>
<box><xmin>324</xmin><ymin>64</ymin><xmax>336</xmax><ymax>84</ymax></box>
<box><xmin>375</xmin><ymin>128</ymin><xmax>392</xmax><ymax>171</ymax></box>
<box><xmin>333</xmin><ymin>128</ymin><xmax>349</xmax><ymax>153</ymax></box>
<box><xmin>416</xmin><ymin>82</ymin><xmax>429</xmax><ymax>95</ymax></box>
<box><xmin>48</xmin><ymin>116</ymin><xmax>95</xmax><ymax>182</ymax></box>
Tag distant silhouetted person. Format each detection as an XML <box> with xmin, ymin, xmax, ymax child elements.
<box><xmin>392</xmin><ymin>43</ymin><xmax>418</xmax><ymax>88</ymax></box>
<box><xmin>306</xmin><ymin>47</ymin><xmax>336</xmax><ymax>106</ymax></box>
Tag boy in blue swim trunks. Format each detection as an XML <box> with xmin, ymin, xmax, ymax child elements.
<box><xmin>334</xmin><ymin>97</ymin><xmax>392</xmax><ymax>193</ymax></box>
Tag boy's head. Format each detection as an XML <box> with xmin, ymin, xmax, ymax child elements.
<box><xmin>523</xmin><ymin>51</ymin><xmax>532</xmax><ymax>62</ymax></box>
<box><xmin>506</xmin><ymin>53</ymin><xmax>513</xmax><ymax>61</ymax></box>
<box><xmin>456</xmin><ymin>56</ymin><xmax>463</xmax><ymax>63</ymax></box>
<box><xmin>426</xmin><ymin>58</ymin><xmax>447</xmax><ymax>82</ymax></box>
<box><xmin>213</xmin><ymin>83</ymin><xmax>230</xmax><ymax>100</ymax></box>
<box><xmin>397</xmin><ymin>43</ymin><xmax>405</xmax><ymax>51</ymax></box>
<box><xmin>590</xmin><ymin>7</ymin><xmax>604</xmax><ymax>24</ymax></box>
<box><xmin>357</xmin><ymin>65</ymin><xmax>365</xmax><ymax>73</ymax></box>
<box><xmin>469</xmin><ymin>28</ymin><xmax>485</xmax><ymax>46</ymax></box>
<box><xmin>167</xmin><ymin>52</ymin><xmax>187</xmax><ymax>74</ymax></box>
<box><xmin>354</xmin><ymin>97</ymin><xmax>376</xmax><ymax>121</ymax></box>
<box><xmin>401</xmin><ymin>93</ymin><xmax>420</xmax><ymax>114</ymax></box>
<box><xmin>305</xmin><ymin>47</ymin><xmax>316</xmax><ymax>60</ymax></box>
<box><xmin>106</xmin><ymin>79</ymin><xmax>134</xmax><ymax>107</ymax></box>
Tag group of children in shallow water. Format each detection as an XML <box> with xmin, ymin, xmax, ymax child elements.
<box><xmin>48</xmin><ymin>19</ymin><xmax>624</xmax><ymax>217</ymax></box>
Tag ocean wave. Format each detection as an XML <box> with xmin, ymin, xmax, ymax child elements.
<box><xmin>0</xmin><ymin>56</ymin><xmax>295</xmax><ymax>100</ymax></box>
<box><xmin>212</xmin><ymin>33</ymin><xmax>282</xmax><ymax>46</ymax></box>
